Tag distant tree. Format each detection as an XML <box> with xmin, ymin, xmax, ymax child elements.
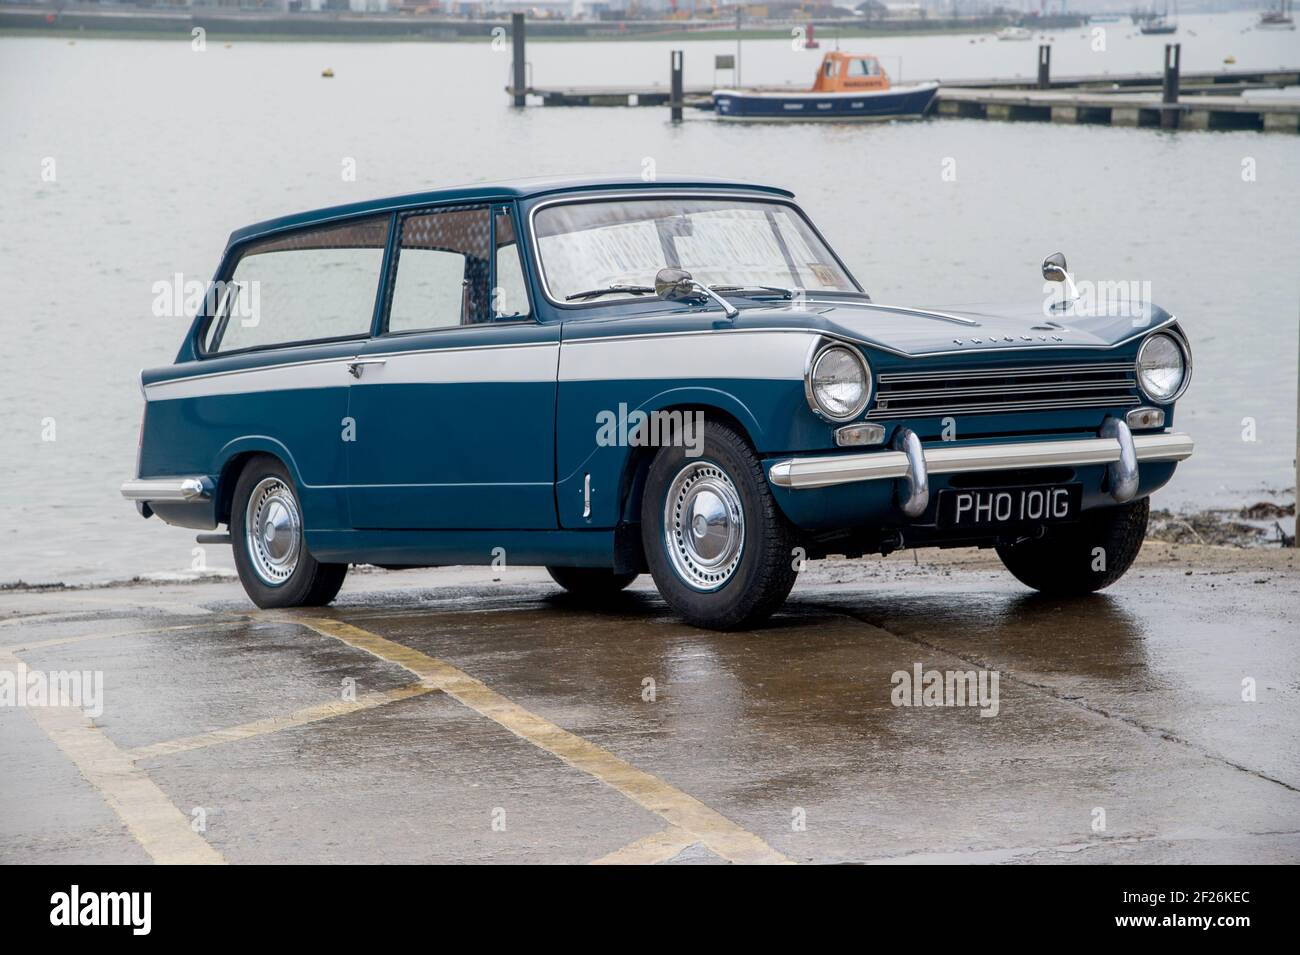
<box><xmin>856</xmin><ymin>0</ymin><xmax>888</xmax><ymax>19</ymax></box>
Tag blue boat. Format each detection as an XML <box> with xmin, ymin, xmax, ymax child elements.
<box><xmin>713</xmin><ymin>52</ymin><xmax>938</xmax><ymax>122</ymax></box>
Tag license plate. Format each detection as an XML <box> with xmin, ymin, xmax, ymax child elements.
<box><xmin>937</xmin><ymin>484</ymin><xmax>1082</xmax><ymax>528</ymax></box>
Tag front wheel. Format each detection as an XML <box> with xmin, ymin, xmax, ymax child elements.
<box><xmin>995</xmin><ymin>497</ymin><xmax>1149</xmax><ymax>595</ymax></box>
<box><xmin>641</xmin><ymin>421</ymin><xmax>798</xmax><ymax>630</ymax></box>
<box><xmin>231</xmin><ymin>455</ymin><xmax>348</xmax><ymax>609</ymax></box>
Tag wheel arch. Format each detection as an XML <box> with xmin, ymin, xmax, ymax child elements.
<box><xmin>212</xmin><ymin>438</ymin><xmax>303</xmax><ymax>526</ymax></box>
<box><xmin>612</xmin><ymin>401</ymin><xmax>760</xmax><ymax>575</ymax></box>
<box><xmin>615</xmin><ymin>402</ymin><xmax>758</xmax><ymax>523</ymax></box>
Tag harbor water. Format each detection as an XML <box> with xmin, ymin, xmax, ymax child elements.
<box><xmin>1</xmin><ymin>11</ymin><xmax>1296</xmax><ymax>583</ymax></box>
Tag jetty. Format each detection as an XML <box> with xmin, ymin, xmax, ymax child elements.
<box><xmin>504</xmin><ymin>16</ymin><xmax>1300</xmax><ymax>133</ymax></box>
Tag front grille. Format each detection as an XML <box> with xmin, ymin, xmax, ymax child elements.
<box><xmin>869</xmin><ymin>361</ymin><xmax>1139</xmax><ymax>419</ymax></box>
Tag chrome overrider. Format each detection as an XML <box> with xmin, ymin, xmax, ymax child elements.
<box><xmin>768</xmin><ymin>416</ymin><xmax>1194</xmax><ymax>504</ymax></box>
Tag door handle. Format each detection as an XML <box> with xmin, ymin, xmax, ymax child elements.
<box><xmin>347</xmin><ymin>358</ymin><xmax>387</xmax><ymax>379</ymax></box>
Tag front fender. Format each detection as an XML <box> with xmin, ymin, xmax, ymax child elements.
<box><xmin>555</xmin><ymin>381</ymin><xmax>814</xmax><ymax>529</ymax></box>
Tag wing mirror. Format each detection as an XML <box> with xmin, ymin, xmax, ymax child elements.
<box><xmin>654</xmin><ymin>267</ymin><xmax>697</xmax><ymax>302</ymax></box>
<box><xmin>1041</xmin><ymin>251</ymin><xmax>1068</xmax><ymax>282</ymax></box>
<box><xmin>1041</xmin><ymin>251</ymin><xmax>1079</xmax><ymax>310</ymax></box>
<box><xmin>654</xmin><ymin>267</ymin><xmax>739</xmax><ymax>319</ymax></box>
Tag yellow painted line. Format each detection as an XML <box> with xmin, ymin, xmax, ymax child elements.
<box><xmin>1</xmin><ymin>651</ymin><xmax>224</xmax><ymax>865</ymax></box>
<box><xmin>591</xmin><ymin>826</ymin><xmax>702</xmax><ymax>865</ymax></box>
<box><xmin>129</xmin><ymin>683</ymin><xmax>435</xmax><ymax>761</ymax></box>
<box><xmin>295</xmin><ymin>616</ymin><xmax>791</xmax><ymax>865</ymax></box>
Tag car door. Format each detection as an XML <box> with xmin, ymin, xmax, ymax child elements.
<box><xmin>345</xmin><ymin>203</ymin><xmax>559</xmax><ymax>530</ymax></box>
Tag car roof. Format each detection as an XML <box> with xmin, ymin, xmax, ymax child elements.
<box><xmin>227</xmin><ymin>176</ymin><xmax>796</xmax><ymax>246</ymax></box>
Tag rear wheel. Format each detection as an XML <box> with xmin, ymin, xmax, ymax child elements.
<box><xmin>546</xmin><ymin>566</ymin><xmax>638</xmax><ymax>598</ymax></box>
<box><xmin>231</xmin><ymin>456</ymin><xmax>347</xmax><ymax>609</ymax></box>
<box><xmin>641</xmin><ymin>421</ymin><xmax>798</xmax><ymax>630</ymax></box>
<box><xmin>995</xmin><ymin>497</ymin><xmax>1149</xmax><ymax>595</ymax></box>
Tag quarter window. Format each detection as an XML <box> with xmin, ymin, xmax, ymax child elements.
<box><xmin>493</xmin><ymin>209</ymin><xmax>530</xmax><ymax>320</ymax></box>
<box><xmin>206</xmin><ymin>217</ymin><xmax>387</xmax><ymax>354</ymax></box>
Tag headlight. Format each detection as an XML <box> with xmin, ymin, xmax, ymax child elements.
<box><xmin>807</xmin><ymin>344</ymin><xmax>871</xmax><ymax>420</ymax></box>
<box><xmin>1136</xmin><ymin>332</ymin><xmax>1189</xmax><ymax>403</ymax></box>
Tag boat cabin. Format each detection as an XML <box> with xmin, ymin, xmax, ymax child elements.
<box><xmin>810</xmin><ymin>52</ymin><xmax>890</xmax><ymax>93</ymax></box>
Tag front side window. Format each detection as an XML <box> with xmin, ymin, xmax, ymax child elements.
<box><xmin>533</xmin><ymin>197</ymin><xmax>857</xmax><ymax>303</ymax></box>
<box><xmin>205</xmin><ymin>217</ymin><xmax>387</xmax><ymax>354</ymax></box>
<box><xmin>848</xmin><ymin>58</ymin><xmax>880</xmax><ymax>77</ymax></box>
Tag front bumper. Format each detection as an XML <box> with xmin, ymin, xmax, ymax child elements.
<box><xmin>769</xmin><ymin>427</ymin><xmax>1194</xmax><ymax>497</ymax></box>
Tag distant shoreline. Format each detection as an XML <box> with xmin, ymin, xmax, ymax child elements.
<box><xmin>0</xmin><ymin>7</ymin><xmax>1084</xmax><ymax>44</ymax></box>
<box><xmin>1</xmin><ymin>25</ymin><xmax>1009</xmax><ymax>43</ymax></box>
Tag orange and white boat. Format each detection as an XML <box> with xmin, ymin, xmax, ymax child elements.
<box><xmin>713</xmin><ymin>51</ymin><xmax>938</xmax><ymax>122</ymax></box>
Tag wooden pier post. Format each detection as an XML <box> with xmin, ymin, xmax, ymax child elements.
<box><xmin>1161</xmin><ymin>43</ymin><xmax>1180</xmax><ymax>130</ymax></box>
<box><xmin>1037</xmin><ymin>45</ymin><xmax>1051</xmax><ymax>90</ymax></box>
<box><xmin>511</xmin><ymin>13</ymin><xmax>527</xmax><ymax>108</ymax></box>
<box><xmin>670</xmin><ymin>50</ymin><xmax>684</xmax><ymax>123</ymax></box>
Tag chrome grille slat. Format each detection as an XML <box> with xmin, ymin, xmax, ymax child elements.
<box><xmin>878</xmin><ymin>361</ymin><xmax>1133</xmax><ymax>384</ymax></box>
<box><xmin>869</xmin><ymin>361</ymin><xmax>1138</xmax><ymax>420</ymax></box>
<box><xmin>881</xmin><ymin>379</ymin><xmax>1135</xmax><ymax>402</ymax></box>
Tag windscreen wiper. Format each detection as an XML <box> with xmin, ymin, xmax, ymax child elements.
<box><xmin>565</xmin><ymin>285</ymin><xmax>656</xmax><ymax>301</ymax></box>
<box><xmin>710</xmin><ymin>285</ymin><xmax>795</xmax><ymax>300</ymax></box>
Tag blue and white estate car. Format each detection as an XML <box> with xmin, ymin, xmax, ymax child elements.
<box><xmin>123</xmin><ymin>177</ymin><xmax>1193</xmax><ymax>629</ymax></box>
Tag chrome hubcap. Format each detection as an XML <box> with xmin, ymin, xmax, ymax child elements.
<box><xmin>245</xmin><ymin>477</ymin><xmax>301</xmax><ymax>586</ymax></box>
<box><xmin>664</xmin><ymin>461</ymin><xmax>745</xmax><ymax>592</ymax></box>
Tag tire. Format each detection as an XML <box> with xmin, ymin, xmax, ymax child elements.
<box><xmin>230</xmin><ymin>455</ymin><xmax>348</xmax><ymax>609</ymax></box>
<box><xmin>641</xmin><ymin>420</ymin><xmax>799</xmax><ymax>630</ymax></box>
<box><xmin>995</xmin><ymin>497</ymin><xmax>1149</xmax><ymax>595</ymax></box>
<box><xmin>546</xmin><ymin>566</ymin><xmax>638</xmax><ymax>598</ymax></box>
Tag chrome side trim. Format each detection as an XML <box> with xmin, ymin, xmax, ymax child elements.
<box><xmin>145</xmin><ymin>339</ymin><xmax>557</xmax><ymax>394</ymax></box>
<box><xmin>120</xmin><ymin>477</ymin><xmax>211</xmax><ymax>503</ymax></box>
<box><xmin>768</xmin><ymin>432</ymin><xmax>1194</xmax><ymax>490</ymax></box>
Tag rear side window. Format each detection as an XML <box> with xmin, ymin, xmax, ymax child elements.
<box><xmin>204</xmin><ymin>217</ymin><xmax>388</xmax><ymax>354</ymax></box>
<box><xmin>388</xmin><ymin>206</ymin><xmax>493</xmax><ymax>333</ymax></box>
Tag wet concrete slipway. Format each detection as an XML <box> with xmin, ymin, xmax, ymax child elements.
<box><xmin>1</xmin><ymin>543</ymin><xmax>1296</xmax><ymax>865</ymax></box>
